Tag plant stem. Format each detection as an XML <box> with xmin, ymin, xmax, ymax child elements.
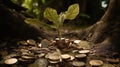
<box><xmin>58</xmin><ymin>27</ymin><xmax>62</xmax><ymax>40</ymax></box>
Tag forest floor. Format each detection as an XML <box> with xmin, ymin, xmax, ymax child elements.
<box><xmin>0</xmin><ymin>25</ymin><xmax>120</xmax><ymax>67</ymax></box>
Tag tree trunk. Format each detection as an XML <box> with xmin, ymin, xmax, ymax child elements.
<box><xmin>81</xmin><ymin>0</ymin><xmax>120</xmax><ymax>55</ymax></box>
<box><xmin>0</xmin><ymin>4</ymin><xmax>49</xmax><ymax>41</ymax></box>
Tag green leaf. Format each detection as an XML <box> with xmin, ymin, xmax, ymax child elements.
<box><xmin>58</xmin><ymin>13</ymin><xmax>66</xmax><ymax>23</ymax></box>
<box><xmin>24</xmin><ymin>18</ymin><xmax>42</xmax><ymax>29</ymax></box>
<box><xmin>22</xmin><ymin>0</ymin><xmax>33</xmax><ymax>10</ymax></box>
<box><xmin>42</xmin><ymin>0</ymin><xmax>46</xmax><ymax>4</ymax></box>
<box><xmin>44</xmin><ymin>7</ymin><xmax>59</xmax><ymax>23</ymax></box>
<box><xmin>48</xmin><ymin>24</ymin><xmax>57</xmax><ymax>29</ymax></box>
<box><xmin>66</xmin><ymin>4</ymin><xmax>79</xmax><ymax>20</ymax></box>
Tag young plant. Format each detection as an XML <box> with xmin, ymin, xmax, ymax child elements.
<box><xmin>44</xmin><ymin>3</ymin><xmax>79</xmax><ymax>39</ymax></box>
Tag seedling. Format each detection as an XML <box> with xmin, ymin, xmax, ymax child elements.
<box><xmin>44</xmin><ymin>3</ymin><xmax>79</xmax><ymax>39</ymax></box>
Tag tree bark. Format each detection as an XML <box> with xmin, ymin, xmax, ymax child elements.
<box><xmin>81</xmin><ymin>0</ymin><xmax>120</xmax><ymax>54</ymax></box>
<box><xmin>0</xmin><ymin>4</ymin><xmax>49</xmax><ymax>41</ymax></box>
